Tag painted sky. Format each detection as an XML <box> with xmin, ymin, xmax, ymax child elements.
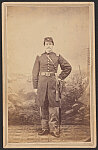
<box><xmin>7</xmin><ymin>6</ymin><xmax>89</xmax><ymax>75</ymax></box>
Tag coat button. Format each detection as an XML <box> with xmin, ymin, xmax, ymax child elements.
<box><xmin>48</xmin><ymin>70</ymin><xmax>49</xmax><ymax>72</ymax></box>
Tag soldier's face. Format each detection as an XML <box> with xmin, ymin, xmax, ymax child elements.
<box><xmin>44</xmin><ymin>42</ymin><xmax>53</xmax><ymax>53</ymax></box>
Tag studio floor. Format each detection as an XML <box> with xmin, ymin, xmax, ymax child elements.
<box><xmin>8</xmin><ymin>125</ymin><xmax>91</xmax><ymax>143</ymax></box>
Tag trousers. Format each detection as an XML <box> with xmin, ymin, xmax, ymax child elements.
<box><xmin>40</xmin><ymin>86</ymin><xmax>59</xmax><ymax>132</ymax></box>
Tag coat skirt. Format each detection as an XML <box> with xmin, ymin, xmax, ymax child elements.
<box><xmin>36</xmin><ymin>75</ymin><xmax>60</xmax><ymax>107</ymax></box>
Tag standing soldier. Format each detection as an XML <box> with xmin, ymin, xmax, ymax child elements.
<box><xmin>32</xmin><ymin>37</ymin><xmax>72</xmax><ymax>137</ymax></box>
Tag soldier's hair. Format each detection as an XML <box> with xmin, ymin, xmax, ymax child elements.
<box><xmin>44</xmin><ymin>41</ymin><xmax>54</xmax><ymax>46</ymax></box>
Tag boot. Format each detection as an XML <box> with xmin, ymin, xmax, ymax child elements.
<box><xmin>38</xmin><ymin>129</ymin><xmax>49</xmax><ymax>135</ymax></box>
<box><xmin>51</xmin><ymin>131</ymin><xmax>60</xmax><ymax>138</ymax></box>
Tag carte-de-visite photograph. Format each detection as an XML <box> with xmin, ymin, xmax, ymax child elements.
<box><xmin>2</xmin><ymin>2</ymin><xmax>96</xmax><ymax>148</ymax></box>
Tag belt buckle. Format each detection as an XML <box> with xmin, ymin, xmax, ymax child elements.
<box><xmin>46</xmin><ymin>72</ymin><xmax>50</xmax><ymax>76</ymax></box>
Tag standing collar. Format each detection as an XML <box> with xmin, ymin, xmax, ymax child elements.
<box><xmin>44</xmin><ymin>51</ymin><xmax>54</xmax><ymax>55</ymax></box>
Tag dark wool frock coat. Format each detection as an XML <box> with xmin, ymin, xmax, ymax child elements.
<box><xmin>32</xmin><ymin>52</ymin><xmax>72</xmax><ymax>107</ymax></box>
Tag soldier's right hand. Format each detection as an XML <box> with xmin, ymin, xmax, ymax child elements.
<box><xmin>34</xmin><ymin>89</ymin><xmax>37</xmax><ymax>95</ymax></box>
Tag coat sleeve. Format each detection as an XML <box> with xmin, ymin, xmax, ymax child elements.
<box><xmin>32</xmin><ymin>55</ymin><xmax>40</xmax><ymax>89</ymax></box>
<box><xmin>58</xmin><ymin>54</ymin><xmax>72</xmax><ymax>80</ymax></box>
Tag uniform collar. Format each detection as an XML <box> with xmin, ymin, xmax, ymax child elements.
<box><xmin>44</xmin><ymin>51</ymin><xmax>54</xmax><ymax>55</ymax></box>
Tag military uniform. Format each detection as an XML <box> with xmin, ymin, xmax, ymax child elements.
<box><xmin>32</xmin><ymin>51</ymin><xmax>72</xmax><ymax>133</ymax></box>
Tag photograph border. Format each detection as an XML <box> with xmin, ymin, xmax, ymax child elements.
<box><xmin>2</xmin><ymin>2</ymin><xmax>96</xmax><ymax>148</ymax></box>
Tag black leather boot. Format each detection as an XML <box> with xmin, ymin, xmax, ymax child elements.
<box><xmin>38</xmin><ymin>129</ymin><xmax>49</xmax><ymax>135</ymax></box>
<box><xmin>51</xmin><ymin>131</ymin><xmax>60</xmax><ymax>138</ymax></box>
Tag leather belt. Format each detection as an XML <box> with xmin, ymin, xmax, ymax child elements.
<box><xmin>40</xmin><ymin>72</ymin><xmax>55</xmax><ymax>77</ymax></box>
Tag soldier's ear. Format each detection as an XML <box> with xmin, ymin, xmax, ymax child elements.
<box><xmin>52</xmin><ymin>42</ymin><xmax>54</xmax><ymax>45</ymax></box>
